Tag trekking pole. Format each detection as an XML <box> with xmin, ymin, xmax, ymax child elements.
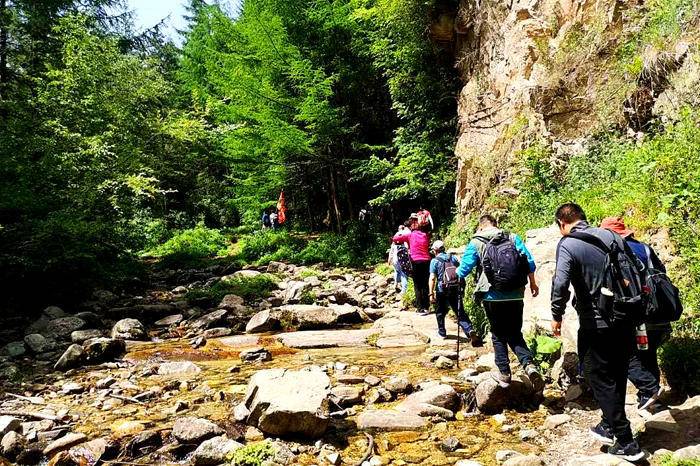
<box><xmin>456</xmin><ymin>323</ymin><xmax>460</xmax><ymax>369</ymax></box>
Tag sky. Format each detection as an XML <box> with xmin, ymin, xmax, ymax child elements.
<box><xmin>126</xmin><ymin>0</ymin><xmax>189</xmax><ymax>43</ymax></box>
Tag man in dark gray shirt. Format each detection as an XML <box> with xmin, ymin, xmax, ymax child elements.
<box><xmin>551</xmin><ymin>203</ymin><xmax>643</xmax><ymax>462</ymax></box>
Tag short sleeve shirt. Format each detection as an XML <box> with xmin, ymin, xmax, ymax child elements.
<box><xmin>429</xmin><ymin>253</ymin><xmax>459</xmax><ymax>293</ymax></box>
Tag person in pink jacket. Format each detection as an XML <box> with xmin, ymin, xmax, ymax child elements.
<box><xmin>393</xmin><ymin>217</ymin><xmax>432</xmax><ymax>314</ymax></box>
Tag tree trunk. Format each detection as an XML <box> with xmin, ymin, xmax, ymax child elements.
<box><xmin>0</xmin><ymin>0</ymin><xmax>8</xmax><ymax>100</ymax></box>
<box><xmin>342</xmin><ymin>172</ymin><xmax>355</xmax><ymax>222</ymax></box>
<box><xmin>329</xmin><ymin>169</ymin><xmax>342</xmax><ymax>233</ymax></box>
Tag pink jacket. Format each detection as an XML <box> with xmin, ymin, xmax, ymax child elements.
<box><xmin>393</xmin><ymin>230</ymin><xmax>431</xmax><ymax>262</ymax></box>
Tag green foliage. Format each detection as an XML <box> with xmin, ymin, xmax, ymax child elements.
<box><xmin>402</xmin><ymin>280</ymin><xmax>416</xmax><ymax>309</ymax></box>
<box><xmin>185</xmin><ymin>274</ymin><xmax>278</xmax><ymax>306</ymax></box>
<box><xmin>298</xmin><ymin>289</ymin><xmax>318</xmax><ymax>305</ymax></box>
<box><xmin>146</xmin><ymin>223</ymin><xmax>230</xmax><ymax>267</ymax></box>
<box><xmin>659</xmin><ymin>318</ymin><xmax>700</xmax><ymax>395</ymax></box>
<box><xmin>657</xmin><ymin>453</ymin><xmax>700</xmax><ymax>466</ymax></box>
<box><xmin>230</xmin><ymin>441</ymin><xmax>275</xmax><ymax>466</ymax></box>
<box><xmin>461</xmin><ymin>282</ymin><xmax>489</xmax><ymax>337</ymax></box>
<box><xmin>374</xmin><ymin>263</ymin><xmax>394</xmax><ymax>277</ymax></box>
<box><xmin>526</xmin><ymin>332</ymin><xmax>563</xmax><ymax>371</ymax></box>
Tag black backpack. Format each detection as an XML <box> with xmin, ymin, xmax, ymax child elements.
<box><xmin>396</xmin><ymin>244</ymin><xmax>412</xmax><ymax>276</ymax></box>
<box><xmin>474</xmin><ymin>232</ymin><xmax>530</xmax><ymax>292</ymax></box>
<box><xmin>568</xmin><ymin>231</ymin><xmax>647</xmax><ymax>325</ymax></box>
<box><xmin>640</xmin><ymin>244</ymin><xmax>683</xmax><ymax>323</ymax></box>
<box><xmin>437</xmin><ymin>255</ymin><xmax>460</xmax><ymax>291</ymax></box>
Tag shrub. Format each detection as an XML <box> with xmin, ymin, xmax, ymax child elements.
<box><xmin>657</xmin><ymin>453</ymin><xmax>700</xmax><ymax>466</ymax></box>
<box><xmin>238</xmin><ymin>230</ymin><xmax>305</xmax><ymax>264</ymax></box>
<box><xmin>374</xmin><ymin>263</ymin><xmax>394</xmax><ymax>277</ymax></box>
<box><xmin>185</xmin><ymin>274</ymin><xmax>278</xmax><ymax>306</ymax></box>
<box><xmin>526</xmin><ymin>332</ymin><xmax>563</xmax><ymax>372</ymax></box>
<box><xmin>402</xmin><ymin>280</ymin><xmax>416</xmax><ymax>309</ymax></box>
<box><xmin>230</xmin><ymin>441</ymin><xmax>274</xmax><ymax>466</ymax></box>
<box><xmin>659</xmin><ymin>318</ymin><xmax>700</xmax><ymax>396</ymax></box>
<box><xmin>146</xmin><ymin>223</ymin><xmax>230</xmax><ymax>267</ymax></box>
<box><xmin>298</xmin><ymin>289</ymin><xmax>317</xmax><ymax>305</ymax></box>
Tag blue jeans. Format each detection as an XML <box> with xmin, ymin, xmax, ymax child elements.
<box><xmin>435</xmin><ymin>289</ymin><xmax>475</xmax><ymax>337</ymax></box>
<box><xmin>393</xmin><ymin>263</ymin><xmax>408</xmax><ymax>294</ymax></box>
<box><xmin>483</xmin><ymin>300</ymin><xmax>533</xmax><ymax>375</ymax></box>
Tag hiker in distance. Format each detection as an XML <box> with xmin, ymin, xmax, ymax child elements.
<box><xmin>393</xmin><ymin>214</ymin><xmax>432</xmax><ymax>314</ymax></box>
<box><xmin>428</xmin><ymin>240</ymin><xmax>483</xmax><ymax>346</ymax></box>
<box><xmin>388</xmin><ymin>224</ymin><xmax>410</xmax><ymax>296</ymax></box>
<box><xmin>456</xmin><ymin>215</ymin><xmax>544</xmax><ymax>390</ymax></box>
<box><xmin>551</xmin><ymin>204</ymin><xmax>644</xmax><ymax>462</ymax></box>
<box><xmin>600</xmin><ymin>216</ymin><xmax>680</xmax><ymax>417</ymax></box>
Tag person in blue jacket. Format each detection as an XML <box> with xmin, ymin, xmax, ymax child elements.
<box><xmin>456</xmin><ymin>214</ymin><xmax>542</xmax><ymax>390</ymax></box>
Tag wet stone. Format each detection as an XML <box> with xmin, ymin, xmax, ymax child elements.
<box><xmin>240</xmin><ymin>347</ymin><xmax>272</xmax><ymax>362</ymax></box>
<box><xmin>441</xmin><ymin>436</ymin><xmax>461</xmax><ymax>452</ymax></box>
<box><xmin>54</xmin><ymin>344</ymin><xmax>86</xmax><ymax>371</ymax></box>
<box><xmin>70</xmin><ymin>329</ymin><xmax>103</xmax><ymax>344</ymax></box>
<box><xmin>43</xmin><ymin>432</ymin><xmax>87</xmax><ymax>457</ymax></box>
<box><xmin>172</xmin><ymin>417</ymin><xmax>224</xmax><ymax>444</ymax></box>
<box><xmin>155</xmin><ymin>314</ymin><xmax>183</xmax><ymax>327</ymax></box>
<box><xmin>157</xmin><ymin>361</ymin><xmax>202</xmax><ymax>376</ymax></box>
<box><xmin>544</xmin><ymin>413</ymin><xmax>571</xmax><ymax>430</ymax></box>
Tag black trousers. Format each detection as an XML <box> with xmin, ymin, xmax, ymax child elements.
<box><xmin>579</xmin><ymin>326</ymin><xmax>635</xmax><ymax>444</ymax></box>
<box><xmin>411</xmin><ymin>260</ymin><xmax>430</xmax><ymax>310</ymax></box>
<box><xmin>483</xmin><ymin>300</ymin><xmax>533</xmax><ymax>375</ymax></box>
<box><xmin>628</xmin><ymin>327</ymin><xmax>671</xmax><ymax>401</ymax></box>
<box><xmin>435</xmin><ymin>289</ymin><xmax>474</xmax><ymax>337</ymax></box>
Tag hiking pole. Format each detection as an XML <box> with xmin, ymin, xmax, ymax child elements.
<box><xmin>456</xmin><ymin>322</ymin><xmax>460</xmax><ymax>369</ymax></box>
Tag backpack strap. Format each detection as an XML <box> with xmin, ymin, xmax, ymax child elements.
<box><xmin>643</xmin><ymin>244</ymin><xmax>654</xmax><ymax>270</ymax></box>
<box><xmin>567</xmin><ymin>231</ymin><xmax>612</xmax><ymax>253</ymax></box>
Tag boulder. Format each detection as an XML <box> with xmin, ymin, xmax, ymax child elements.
<box><xmin>0</xmin><ymin>417</ymin><xmax>21</xmax><ymax>436</ymax></box>
<box><xmin>475</xmin><ymin>376</ymin><xmax>537</xmax><ymax>414</ymax></box>
<box><xmin>172</xmin><ymin>417</ymin><xmax>224</xmax><ymax>444</ymax></box>
<box><xmin>240</xmin><ymin>347</ymin><xmax>272</xmax><ymax>362</ymax></box>
<box><xmin>672</xmin><ymin>445</ymin><xmax>700</xmax><ymax>461</ymax></box>
<box><xmin>202</xmin><ymin>327</ymin><xmax>232</xmax><ymax>338</ymax></box>
<box><xmin>645</xmin><ymin>409</ymin><xmax>679</xmax><ymax>432</ymax></box>
<box><xmin>1</xmin><ymin>431</ymin><xmax>25</xmax><ymax>460</ymax></box>
<box><xmin>384</xmin><ymin>375</ymin><xmax>413</xmax><ymax>395</ymax></box>
<box><xmin>330</xmin><ymin>386</ymin><xmax>364</xmax><ymax>407</ymax></box>
<box><xmin>435</xmin><ymin>356</ymin><xmax>455</xmax><ymax>369</ymax></box>
<box><xmin>284</xmin><ymin>281</ymin><xmax>312</xmax><ymax>304</ymax></box>
<box><xmin>219</xmin><ymin>294</ymin><xmax>245</xmax><ymax>309</ymax></box>
<box><xmin>564</xmin><ymin>454</ymin><xmax>635</xmax><ymax>465</ymax></box>
<box><xmin>54</xmin><ymin>344</ymin><xmax>86</xmax><ymax>371</ymax></box>
<box><xmin>43</xmin><ymin>432</ymin><xmax>87</xmax><ymax>457</ymax></box>
<box><xmin>267</xmin><ymin>261</ymin><xmax>288</xmax><ymax>273</ymax></box>
<box><xmin>244</xmin><ymin>367</ymin><xmax>330</xmax><ymax>438</ymax></box>
<box><xmin>46</xmin><ymin>316</ymin><xmax>86</xmax><ymax>339</ymax></box>
<box><xmin>400</xmin><ymin>384</ymin><xmax>460</xmax><ymax>412</ymax></box>
<box><xmin>70</xmin><ymin>329</ymin><xmax>102</xmax><ymax>344</ymax></box>
<box><xmin>246</xmin><ymin>309</ymin><xmax>279</xmax><ymax>333</ymax></box>
<box><xmin>503</xmin><ymin>455</ymin><xmax>545</xmax><ymax>466</ymax></box>
<box><xmin>2</xmin><ymin>341</ymin><xmax>26</xmax><ymax>358</ymax></box>
<box><xmin>356</xmin><ymin>410</ymin><xmax>427</xmax><ymax>431</ymax></box>
<box><xmin>24</xmin><ymin>334</ymin><xmax>55</xmax><ymax>353</ymax></box>
<box><xmin>155</xmin><ymin>314</ymin><xmax>184</xmax><ymax>327</ymax></box>
<box><xmin>191</xmin><ymin>309</ymin><xmax>228</xmax><ymax>330</ymax></box>
<box><xmin>233</xmin><ymin>403</ymin><xmax>250</xmax><ymax>423</ymax></box>
<box><xmin>43</xmin><ymin>306</ymin><xmax>67</xmax><ymax>319</ymax></box>
<box><xmin>83</xmin><ymin>338</ymin><xmax>126</xmax><ymax>363</ymax></box>
<box><xmin>157</xmin><ymin>361</ymin><xmax>202</xmax><ymax>376</ymax></box>
<box><xmin>544</xmin><ymin>413</ymin><xmax>571</xmax><ymax>430</ymax></box>
<box><xmin>223</xmin><ymin>270</ymin><xmax>261</xmax><ymax>281</ymax></box>
<box><xmin>191</xmin><ymin>435</ymin><xmax>243</xmax><ymax>466</ymax></box>
<box><xmin>111</xmin><ymin>318</ymin><xmax>147</xmax><ymax>340</ymax></box>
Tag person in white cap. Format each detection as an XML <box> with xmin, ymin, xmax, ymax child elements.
<box><xmin>429</xmin><ymin>240</ymin><xmax>482</xmax><ymax>345</ymax></box>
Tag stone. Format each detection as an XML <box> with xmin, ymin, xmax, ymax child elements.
<box><xmin>95</xmin><ymin>376</ymin><xmax>116</xmax><ymax>389</ymax></box>
<box><xmin>384</xmin><ymin>375</ymin><xmax>413</xmax><ymax>395</ymax></box>
<box><xmin>284</xmin><ymin>280</ymin><xmax>312</xmax><ymax>304</ymax></box>
<box><xmin>544</xmin><ymin>413</ymin><xmax>571</xmax><ymax>430</ymax></box>
<box><xmin>244</xmin><ymin>367</ymin><xmax>330</xmax><ymax>438</ymax></box>
<box><xmin>83</xmin><ymin>337</ymin><xmax>126</xmax><ymax>363</ymax></box>
<box><xmin>435</xmin><ymin>356</ymin><xmax>455</xmax><ymax>369</ymax></box>
<box><xmin>645</xmin><ymin>409</ymin><xmax>679</xmax><ymax>432</ymax></box>
<box><xmin>267</xmin><ymin>261</ymin><xmax>288</xmax><ymax>273</ymax></box>
<box><xmin>46</xmin><ymin>316</ymin><xmax>86</xmax><ymax>339</ymax></box>
<box><xmin>43</xmin><ymin>432</ymin><xmax>87</xmax><ymax>457</ymax></box>
<box><xmin>244</xmin><ymin>426</ymin><xmax>265</xmax><ymax>442</ymax></box>
<box><xmin>219</xmin><ymin>294</ymin><xmax>245</xmax><ymax>309</ymax></box>
<box><xmin>240</xmin><ymin>347</ymin><xmax>272</xmax><ymax>362</ymax></box>
<box><xmin>519</xmin><ymin>429</ymin><xmax>538</xmax><ymax>441</ymax></box>
<box><xmin>503</xmin><ymin>455</ymin><xmax>545</xmax><ymax>466</ymax></box>
<box><xmin>43</xmin><ymin>306</ymin><xmax>67</xmax><ymax>319</ymax></box>
<box><xmin>565</xmin><ymin>384</ymin><xmax>583</xmax><ymax>402</ymax></box>
<box><xmin>111</xmin><ymin>318</ymin><xmax>147</xmax><ymax>340</ymax></box>
<box><xmin>155</xmin><ymin>314</ymin><xmax>184</xmax><ymax>326</ymax></box>
<box><xmin>170</xmin><ymin>400</ymin><xmax>189</xmax><ymax>414</ymax></box>
<box><xmin>111</xmin><ymin>420</ymin><xmax>146</xmax><ymax>438</ymax></box>
<box><xmin>458</xmin><ymin>368</ymin><xmax>479</xmax><ymax>379</ymax></box>
<box><xmin>455</xmin><ymin>461</ymin><xmax>484</xmax><ymax>466</ymax></box>
<box><xmin>357</xmin><ymin>410</ymin><xmax>427</xmax><ymax>431</ymax></box>
<box><xmin>429</xmin><ymin>349</ymin><xmax>459</xmax><ymax>361</ymax></box>
<box><xmin>61</xmin><ymin>382</ymin><xmax>84</xmax><ymax>394</ymax></box>
<box><xmin>440</xmin><ymin>436</ymin><xmax>461</xmax><ymax>452</ymax></box>
<box><xmin>0</xmin><ymin>417</ymin><xmax>21</xmax><ymax>436</ymax></box>
<box><xmin>246</xmin><ymin>309</ymin><xmax>279</xmax><ymax>333</ymax></box>
<box><xmin>564</xmin><ymin>454</ymin><xmax>635</xmax><ymax>465</ymax></box>
<box><xmin>202</xmin><ymin>327</ymin><xmax>231</xmax><ymax>338</ymax></box>
<box><xmin>672</xmin><ymin>445</ymin><xmax>700</xmax><ymax>461</ymax></box>
<box><xmin>2</xmin><ymin>341</ymin><xmax>26</xmax><ymax>358</ymax></box>
<box><xmin>157</xmin><ymin>361</ymin><xmax>202</xmax><ymax>376</ymax></box>
<box><xmin>336</xmin><ymin>374</ymin><xmax>365</xmax><ymax>384</ymax></box>
<box><xmin>496</xmin><ymin>450</ymin><xmax>522</xmax><ymax>463</ymax></box>
<box><xmin>233</xmin><ymin>403</ymin><xmax>250</xmax><ymax>422</ymax></box>
<box><xmin>367</xmin><ymin>387</ymin><xmax>393</xmax><ymax>404</ymax></box>
<box><xmin>400</xmin><ymin>384</ymin><xmax>460</xmax><ymax>411</ymax></box>
<box><xmin>191</xmin><ymin>435</ymin><xmax>243</xmax><ymax>466</ymax></box>
<box><xmin>1</xmin><ymin>431</ymin><xmax>25</xmax><ymax>459</ymax></box>
<box><xmin>24</xmin><ymin>334</ymin><xmax>54</xmax><ymax>353</ymax></box>
<box><xmin>172</xmin><ymin>417</ymin><xmax>224</xmax><ymax>443</ymax></box>
<box><xmin>191</xmin><ymin>309</ymin><xmax>228</xmax><ymax>330</ymax></box>
<box><xmin>225</xmin><ymin>270</ymin><xmax>261</xmax><ymax>280</ymax></box>
<box><xmin>54</xmin><ymin>344</ymin><xmax>86</xmax><ymax>371</ymax></box>
<box><xmin>475</xmin><ymin>376</ymin><xmax>536</xmax><ymax>414</ymax></box>
<box><xmin>330</xmin><ymin>386</ymin><xmax>363</xmax><ymax>407</ymax></box>
<box><xmin>125</xmin><ymin>430</ymin><xmax>161</xmax><ymax>455</ymax></box>
<box><xmin>475</xmin><ymin>353</ymin><xmax>496</xmax><ymax>372</ymax></box>
<box><xmin>70</xmin><ymin>329</ymin><xmax>102</xmax><ymax>344</ymax></box>
<box><xmin>365</xmin><ymin>375</ymin><xmax>381</xmax><ymax>386</ymax></box>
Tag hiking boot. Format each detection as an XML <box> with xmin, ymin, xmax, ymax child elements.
<box><xmin>638</xmin><ymin>387</ymin><xmax>663</xmax><ymax>411</ymax></box>
<box><xmin>417</xmin><ymin>309</ymin><xmax>430</xmax><ymax>316</ymax></box>
<box><xmin>589</xmin><ymin>422</ymin><xmax>614</xmax><ymax>446</ymax></box>
<box><xmin>525</xmin><ymin>364</ymin><xmax>545</xmax><ymax>392</ymax></box>
<box><xmin>468</xmin><ymin>331</ymin><xmax>484</xmax><ymax>347</ymax></box>
<box><xmin>491</xmin><ymin>371</ymin><xmax>511</xmax><ymax>388</ymax></box>
<box><xmin>607</xmin><ymin>440</ymin><xmax>644</xmax><ymax>462</ymax></box>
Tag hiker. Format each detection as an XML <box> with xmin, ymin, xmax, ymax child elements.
<box><xmin>393</xmin><ymin>216</ymin><xmax>432</xmax><ymax>314</ymax></box>
<box><xmin>388</xmin><ymin>225</ymin><xmax>410</xmax><ymax>296</ymax></box>
<box><xmin>269</xmin><ymin>210</ymin><xmax>279</xmax><ymax>230</ymax></box>
<box><xmin>428</xmin><ymin>240</ymin><xmax>482</xmax><ymax>345</ymax></box>
<box><xmin>417</xmin><ymin>207</ymin><xmax>434</xmax><ymax>231</ymax></box>
<box><xmin>261</xmin><ymin>210</ymin><xmax>271</xmax><ymax>229</ymax></box>
<box><xmin>600</xmin><ymin>216</ymin><xmax>672</xmax><ymax>415</ymax></box>
<box><xmin>551</xmin><ymin>204</ymin><xmax>644</xmax><ymax>461</ymax></box>
<box><xmin>456</xmin><ymin>215</ymin><xmax>543</xmax><ymax>389</ymax></box>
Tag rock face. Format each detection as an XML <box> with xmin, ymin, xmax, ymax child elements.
<box><xmin>111</xmin><ymin>318</ymin><xmax>147</xmax><ymax>340</ymax></box>
<box><xmin>244</xmin><ymin>367</ymin><xmax>331</xmax><ymax>438</ymax></box>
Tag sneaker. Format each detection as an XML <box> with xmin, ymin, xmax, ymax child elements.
<box><xmin>417</xmin><ymin>309</ymin><xmax>430</xmax><ymax>316</ymax></box>
<box><xmin>525</xmin><ymin>364</ymin><xmax>545</xmax><ymax>392</ymax></box>
<box><xmin>607</xmin><ymin>439</ymin><xmax>644</xmax><ymax>462</ymax></box>
<box><xmin>433</xmin><ymin>333</ymin><xmax>447</xmax><ymax>342</ymax></box>
<box><xmin>589</xmin><ymin>422</ymin><xmax>614</xmax><ymax>446</ymax></box>
<box><xmin>638</xmin><ymin>387</ymin><xmax>663</xmax><ymax>411</ymax></box>
<box><xmin>491</xmin><ymin>371</ymin><xmax>511</xmax><ymax>388</ymax></box>
<box><xmin>468</xmin><ymin>331</ymin><xmax>484</xmax><ymax>347</ymax></box>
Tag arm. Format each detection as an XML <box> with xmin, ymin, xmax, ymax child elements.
<box><xmin>551</xmin><ymin>240</ymin><xmax>574</xmax><ymax>335</ymax></box>
<box><xmin>429</xmin><ymin>259</ymin><xmax>438</xmax><ymax>302</ymax></box>
<box><xmin>456</xmin><ymin>241</ymin><xmax>479</xmax><ymax>279</ymax></box>
<box><xmin>514</xmin><ymin>234</ymin><xmax>538</xmax><ymax>296</ymax></box>
<box><xmin>392</xmin><ymin>232</ymin><xmax>411</xmax><ymax>244</ymax></box>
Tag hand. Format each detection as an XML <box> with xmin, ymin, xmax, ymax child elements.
<box><xmin>551</xmin><ymin>320</ymin><xmax>562</xmax><ymax>337</ymax></box>
<box><xmin>430</xmin><ymin>294</ymin><xmax>436</xmax><ymax>304</ymax></box>
<box><xmin>530</xmin><ymin>282</ymin><xmax>540</xmax><ymax>298</ymax></box>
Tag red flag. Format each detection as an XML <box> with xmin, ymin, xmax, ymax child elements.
<box><xmin>276</xmin><ymin>190</ymin><xmax>287</xmax><ymax>224</ymax></box>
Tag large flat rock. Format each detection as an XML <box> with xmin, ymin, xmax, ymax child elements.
<box><xmin>275</xmin><ymin>329</ymin><xmax>374</xmax><ymax>349</ymax></box>
<box><xmin>356</xmin><ymin>409</ymin><xmax>428</xmax><ymax>431</ymax></box>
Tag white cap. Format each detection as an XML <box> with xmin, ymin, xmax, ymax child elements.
<box><xmin>431</xmin><ymin>240</ymin><xmax>445</xmax><ymax>251</ymax></box>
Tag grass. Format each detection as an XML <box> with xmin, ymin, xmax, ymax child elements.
<box><xmin>657</xmin><ymin>454</ymin><xmax>700</xmax><ymax>466</ymax></box>
<box><xmin>143</xmin><ymin>222</ymin><xmax>232</xmax><ymax>269</ymax></box>
<box><xmin>230</xmin><ymin>441</ymin><xmax>274</xmax><ymax>466</ymax></box>
<box><xmin>185</xmin><ymin>274</ymin><xmax>278</xmax><ymax>306</ymax></box>
<box><xmin>374</xmin><ymin>263</ymin><xmax>394</xmax><ymax>277</ymax></box>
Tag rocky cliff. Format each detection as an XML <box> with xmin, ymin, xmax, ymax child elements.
<box><xmin>449</xmin><ymin>0</ymin><xmax>699</xmax><ymax>217</ymax></box>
